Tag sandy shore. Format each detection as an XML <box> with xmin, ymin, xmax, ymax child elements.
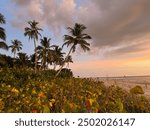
<box><xmin>93</xmin><ymin>76</ymin><xmax>150</xmax><ymax>98</ymax></box>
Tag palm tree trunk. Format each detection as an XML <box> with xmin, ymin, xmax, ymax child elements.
<box><xmin>13</xmin><ymin>51</ymin><xmax>16</xmax><ymax>63</ymax></box>
<box><xmin>53</xmin><ymin>63</ymin><xmax>56</xmax><ymax>70</ymax></box>
<box><xmin>43</xmin><ymin>52</ymin><xmax>46</xmax><ymax>70</ymax></box>
<box><xmin>67</xmin><ymin>63</ymin><xmax>69</xmax><ymax>68</ymax></box>
<box><xmin>14</xmin><ymin>52</ymin><xmax>15</xmax><ymax>59</ymax></box>
<box><xmin>55</xmin><ymin>45</ymin><xmax>74</xmax><ymax>77</ymax></box>
<box><xmin>34</xmin><ymin>38</ymin><xmax>37</xmax><ymax>73</ymax></box>
<box><xmin>43</xmin><ymin>60</ymin><xmax>46</xmax><ymax>70</ymax></box>
<box><xmin>39</xmin><ymin>59</ymin><xmax>43</xmax><ymax>70</ymax></box>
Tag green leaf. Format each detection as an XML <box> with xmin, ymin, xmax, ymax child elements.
<box><xmin>43</xmin><ymin>105</ymin><xmax>50</xmax><ymax>113</ymax></box>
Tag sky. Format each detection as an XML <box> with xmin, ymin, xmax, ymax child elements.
<box><xmin>0</xmin><ymin>0</ymin><xmax>150</xmax><ymax>77</ymax></box>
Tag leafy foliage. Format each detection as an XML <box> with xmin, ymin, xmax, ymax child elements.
<box><xmin>0</xmin><ymin>68</ymin><xmax>149</xmax><ymax>113</ymax></box>
<box><xmin>130</xmin><ymin>85</ymin><xmax>144</xmax><ymax>95</ymax></box>
<box><xmin>0</xmin><ymin>54</ymin><xmax>14</xmax><ymax>67</ymax></box>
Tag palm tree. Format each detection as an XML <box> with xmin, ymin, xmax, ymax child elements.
<box><xmin>36</xmin><ymin>37</ymin><xmax>55</xmax><ymax>70</ymax></box>
<box><xmin>24</xmin><ymin>20</ymin><xmax>43</xmax><ymax>72</ymax></box>
<box><xmin>9</xmin><ymin>39</ymin><xmax>22</xmax><ymax>58</ymax></box>
<box><xmin>65</xmin><ymin>55</ymin><xmax>73</xmax><ymax>68</ymax></box>
<box><xmin>0</xmin><ymin>13</ymin><xmax>8</xmax><ymax>50</ymax></box>
<box><xmin>55</xmin><ymin>23</ymin><xmax>92</xmax><ymax>77</ymax></box>
<box><xmin>52</xmin><ymin>46</ymin><xmax>65</xmax><ymax>70</ymax></box>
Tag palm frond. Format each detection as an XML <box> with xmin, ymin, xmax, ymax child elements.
<box><xmin>0</xmin><ymin>13</ymin><xmax>5</xmax><ymax>24</ymax></box>
<box><xmin>0</xmin><ymin>41</ymin><xmax>8</xmax><ymax>50</ymax></box>
<box><xmin>80</xmin><ymin>42</ymin><xmax>90</xmax><ymax>52</ymax></box>
<box><xmin>80</xmin><ymin>34</ymin><xmax>92</xmax><ymax>40</ymax></box>
<box><xmin>36</xmin><ymin>46</ymin><xmax>43</xmax><ymax>50</ymax></box>
<box><xmin>62</xmin><ymin>41</ymin><xmax>72</xmax><ymax>48</ymax></box>
<box><xmin>0</xmin><ymin>27</ymin><xmax>6</xmax><ymax>40</ymax></box>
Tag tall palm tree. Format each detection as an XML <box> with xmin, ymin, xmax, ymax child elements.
<box><xmin>37</xmin><ymin>37</ymin><xmax>55</xmax><ymax>70</ymax></box>
<box><xmin>9</xmin><ymin>39</ymin><xmax>22</xmax><ymax>58</ymax></box>
<box><xmin>0</xmin><ymin>13</ymin><xmax>8</xmax><ymax>50</ymax></box>
<box><xmin>24</xmin><ymin>20</ymin><xmax>43</xmax><ymax>72</ymax></box>
<box><xmin>55</xmin><ymin>23</ymin><xmax>92</xmax><ymax>77</ymax></box>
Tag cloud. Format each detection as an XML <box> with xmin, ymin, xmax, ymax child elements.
<box><xmin>11</xmin><ymin>0</ymin><xmax>30</xmax><ymax>6</ymax></box>
<box><xmin>10</xmin><ymin>0</ymin><xmax>150</xmax><ymax>56</ymax></box>
<box><xmin>104</xmin><ymin>36</ymin><xmax>150</xmax><ymax>57</ymax></box>
<box><xmin>77</xmin><ymin>0</ymin><xmax>150</xmax><ymax>56</ymax></box>
<box><xmin>11</xmin><ymin>0</ymin><xmax>76</xmax><ymax>34</ymax></box>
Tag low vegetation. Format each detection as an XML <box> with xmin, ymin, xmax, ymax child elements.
<box><xmin>0</xmin><ymin>68</ymin><xmax>150</xmax><ymax>113</ymax></box>
<box><xmin>130</xmin><ymin>85</ymin><xmax>144</xmax><ymax>95</ymax></box>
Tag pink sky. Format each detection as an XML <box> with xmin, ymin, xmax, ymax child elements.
<box><xmin>70</xmin><ymin>55</ymin><xmax>150</xmax><ymax>77</ymax></box>
<box><xmin>1</xmin><ymin>0</ymin><xmax>150</xmax><ymax>77</ymax></box>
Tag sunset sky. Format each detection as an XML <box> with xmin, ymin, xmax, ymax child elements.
<box><xmin>0</xmin><ymin>0</ymin><xmax>150</xmax><ymax>77</ymax></box>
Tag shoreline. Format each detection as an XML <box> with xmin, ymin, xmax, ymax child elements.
<box><xmin>89</xmin><ymin>76</ymin><xmax>150</xmax><ymax>98</ymax></box>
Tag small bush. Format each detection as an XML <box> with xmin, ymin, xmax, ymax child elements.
<box><xmin>59</xmin><ymin>68</ymin><xmax>73</xmax><ymax>78</ymax></box>
<box><xmin>124</xmin><ymin>95</ymin><xmax>150</xmax><ymax>113</ymax></box>
<box><xmin>130</xmin><ymin>85</ymin><xmax>144</xmax><ymax>95</ymax></box>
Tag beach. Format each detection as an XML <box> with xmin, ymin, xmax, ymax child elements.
<box><xmin>95</xmin><ymin>76</ymin><xmax>150</xmax><ymax>98</ymax></box>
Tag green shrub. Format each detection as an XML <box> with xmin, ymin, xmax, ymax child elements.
<box><xmin>0</xmin><ymin>68</ymin><xmax>73</xmax><ymax>86</ymax></box>
<box><xmin>0</xmin><ymin>68</ymin><xmax>150</xmax><ymax>113</ymax></box>
<box><xmin>124</xmin><ymin>95</ymin><xmax>150</xmax><ymax>113</ymax></box>
<box><xmin>130</xmin><ymin>85</ymin><xmax>144</xmax><ymax>95</ymax></box>
<box><xmin>58</xmin><ymin>68</ymin><xmax>73</xmax><ymax>78</ymax></box>
<box><xmin>97</xmin><ymin>85</ymin><xmax>127</xmax><ymax>112</ymax></box>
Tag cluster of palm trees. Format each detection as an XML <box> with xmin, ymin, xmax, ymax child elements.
<box><xmin>0</xmin><ymin>13</ymin><xmax>92</xmax><ymax>76</ymax></box>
